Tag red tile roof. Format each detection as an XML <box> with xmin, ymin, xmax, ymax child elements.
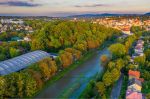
<box><xmin>128</xmin><ymin>70</ymin><xmax>140</xmax><ymax>78</ymax></box>
<box><xmin>126</xmin><ymin>89</ymin><xmax>142</xmax><ymax>99</ymax></box>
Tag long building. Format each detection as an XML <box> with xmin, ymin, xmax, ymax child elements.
<box><xmin>0</xmin><ymin>50</ymin><xmax>50</xmax><ymax>75</ymax></box>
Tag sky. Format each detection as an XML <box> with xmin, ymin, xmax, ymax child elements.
<box><xmin>0</xmin><ymin>0</ymin><xmax>150</xmax><ymax>17</ymax></box>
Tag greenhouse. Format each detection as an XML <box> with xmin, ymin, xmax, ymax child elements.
<box><xmin>0</xmin><ymin>50</ymin><xmax>50</xmax><ymax>75</ymax></box>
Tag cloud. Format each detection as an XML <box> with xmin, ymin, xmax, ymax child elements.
<box><xmin>0</xmin><ymin>1</ymin><xmax>41</xmax><ymax>7</ymax></box>
<box><xmin>74</xmin><ymin>4</ymin><xmax>109</xmax><ymax>8</ymax></box>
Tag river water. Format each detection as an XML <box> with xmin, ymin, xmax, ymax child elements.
<box><xmin>36</xmin><ymin>48</ymin><xmax>110</xmax><ymax>98</ymax></box>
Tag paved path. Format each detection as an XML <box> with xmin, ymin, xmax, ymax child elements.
<box><xmin>111</xmin><ymin>74</ymin><xmax>124</xmax><ymax>99</ymax></box>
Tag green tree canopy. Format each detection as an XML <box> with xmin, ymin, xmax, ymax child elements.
<box><xmin>109</xmin><ymin>43</ymin><xmax>126</xmax><ymax>59</ymax></box>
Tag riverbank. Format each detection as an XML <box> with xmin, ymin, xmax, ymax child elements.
<box><xmin>34</xmin><ymin>40</ymin><xmax>113</xmax><ymax>98</ymax></box>
<box><xmin>33</xmin><ymin>50</ymin><xmax>95</xmax><ymax>97</ymax></box>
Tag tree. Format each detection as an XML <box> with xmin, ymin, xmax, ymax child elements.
<box><xmin>145</xmin><ymin>49</ymin><xmax>150</xmax><ymax>61</ymax></box>
<box><xmin>60</xmin><ymin>51</ymin><xmax>73</xmax><ymax>68</ymax></box>
<box><xmin>9</xmin><ymin>47</ymin><xmax>20</xmax><ymax>58</ymax></box>
<box><xmin>146</xmin><ymin>93</ymin><xmax>150</xmax><ymax>99</ymax></box>
<box><xmin>18</xmin><ymin>33</ymin><xmax>25</xmax><ymax>39</ymax></box>
<box><xmin>49</xmin><ymin>60</ymin><xmax>57</xmax><ymax>75</ymax></box>
<box><xmin>28</xmin><ymin>69</ymin><xmax>43</xmax><ymax>88</ymax></box>
<box><xmin>39</xmin><ymin>62</ymin><xmax>51</xmax><ymax>80</ymax></box>
<box><xmin>130</xmin><ymin>26</ymin><xmax>143</xmax><ymax>33</ymax></box>
<box><xmin>0</xmin><ymin>32</ymin><xmax>8</xmax><ymax>41</ymax></box>
<box><xmin>109</xmin><ymin>43</ymin><xmax>126</xmax><ymax>59</ymax></box>
<box><xmin>102</xmin><ymin>94</ymin><xmax>107</xmax><ymax>99</ymax></box>
<box><xmin>127</xmin><ymin>64</ymin><xmax>136</xmax><ymax>70</ymax></box>
<box><xmin>124</xmin><ymin>35</ymin><xmax>136</xmax><ymax>53</ymax></box>
<box><xmin>0</xmin><ymin>77</ymin><xmax>6</xmax><ymax>98</ymax></box>
<box><xmin>96</xmin><ymin>82</ymin><xmax>106</xmax><ymax>96</ymax></box>
<box><xmin>38</xmin><ymin>58</ymin><xmax>57</xmax><ymax>80</ymax></box>
<box><xmin>134</xmin><ymin>55</ymin><xmax>146</xmax><ymax>66</ymax></box>
<box><xmin>100</xmin><ymin>55</ymin><xmax>109</xmax><ymax>67</ymax></box>
<box><xmin>102</xmin><ymin>71</ymin><xmax>113</xmax><ymax>87</ymax></box>
<box><xmin>25</xmin><ymin>74</ymin><xmax>37</xmax><ymax>97</ymax></box>
<box><xmin>30</xmin><ymin>21</ymin><xmax>120</xmax><ymax>53</ymax></box>
<box><xmin>5</xmin><ymin>74</ymin><xmax>18</xmax><ymax>97</ymax></box>
<box><xmin>116</xmin><ymin>59</ymin><xmax>124</xmax><ymax>70</ymax></box>
<box><xmin>0</xmin><ymin>54</ymin><xmax>6</xmax><ymax>61</ymax></box>
<box><xmin>141</xmin><ymin>70</ymin><xmax>150</xmax><ymax>81</ymax></box>
<box><xmin>16</xmin><ymin>74</ymin><xmax>24</xmax><ymax>97</ymax></box>
<box><xmin>111</xmin><ymin>68</ymin><xmax>120</xmax><ymax>82</ymax></box>
<box><xmin>50</xmin><ymin>36</ymin><xmax>61</xmax><ymax>48</ymax></box>
<box><xmin>107</xmin><ymin>61</ymin><xmax>115</xmax><ymax>70</ymax></box>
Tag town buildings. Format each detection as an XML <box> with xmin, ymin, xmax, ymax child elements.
<box><xmin>92</xmin><ymin>18</ymin><xmax>150</xmax><ymax>35</ymax></box>
<box><xmin>126</xmin><ymin>39</ymin><xmax>145</xmax><ymax>99</ymax></box>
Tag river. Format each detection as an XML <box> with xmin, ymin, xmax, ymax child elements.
<box><xmin>36</xmin><ymin>48</ymin><xmax>110</xmax><ymax>98</ymax></box>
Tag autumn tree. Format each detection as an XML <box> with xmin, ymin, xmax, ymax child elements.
<box><xmin>111</xmin><ymin>68</ymin><xmax>120</xmax><ymax>82</ymax></box>
<box><xmin>107</xmin><ymin>61</ymin><xmax>116</xmax><ymax>70</ymax></box>
<box><xmin>96</xmin><ymin>82</ymin><xmax>106</xmax><ymax>96</ymax></box>
<box><xmin>102</xmin><ymin>71</ymin><xmax>113</xmax><ymax>87</ymax></box>
<box><xmin>109</xmin><ymin>43</ymin><xmax>126</xmax><ymax>59</ymax></box>
<box><xmin>100</xmin><ymin>55</ymin><xmax>109</xmax><ymax>67</ymax></box>
<box><xmin>134</xmin><ymin>55</ymin><xmax>146</xmax><ymax>66</ymax></box>
<box><xmin>60</xmin><ymin>51</ymin><xmax>73</xmax><ymax>68</ymax></box>
<box><xmin>116</xmin><ymin>59</ymin><xmax>124</xmax><ymax>70</ymax></box>
<box><xmin>0</xmin><ymin>77</ymin><xmax>6</xmax><ymax>98</ymax></box>
<box><xmin>16</xmin><ymin>74</ymin><xmax>24</xmax><ymax>97</ymax></box>
<box><xmin>39</xmin><ymin>62</ymin><xmax>51</xmax><ymax>80</ymax></box>
<box><xmin>39</xmin><ymin>58</ymin><xmax>58</xmax><ymax>80</ymax></box>
<box><xmin>25</xmin><ymin>74</ymin><xmax>37</xmax><ymax>97</ymax></box>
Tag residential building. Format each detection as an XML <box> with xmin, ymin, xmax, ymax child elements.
<box><xmin>128</xmin><ymin>78</ymin><xmax>142</xmax><ymax>92</ymax></box>
<box><xmin>128</xmin><ymin>70</ymin><xmax>140</xmax><ymax>80</ymax></box>
<box><xmin>126</xmin><ymin>89</ymin><xmax>143</xmax><ymax>99</ymax></box>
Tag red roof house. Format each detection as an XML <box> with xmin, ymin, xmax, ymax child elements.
<box><xmin>128</xmin><ymin>70</ymin><xmax>140</xmax><ymax>79</ymax></box>
<box><xmin>126</xmin><ymin>89</ymin><xmax>143</xmax><ymax>99</ymax></box>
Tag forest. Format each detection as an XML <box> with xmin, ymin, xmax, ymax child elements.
<box><xmin>0</xmin><ymin>20</ymin><xmax>122</xmax><ymax>98</ymax></box>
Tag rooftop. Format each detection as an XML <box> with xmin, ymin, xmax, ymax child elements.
<box><xmin>129</xmin><ymin>70</ymin><xmax>140</xmax><ymax>78</ymax></box>
<box><xmin>128</xmin><ymin>78</ymin><xmax>142</xmax><ymax>87</ymax></box>
<box><xmin>0</xmin><ymin>50</ymin><xmax>50</xmax><ymax>75</ymax></box>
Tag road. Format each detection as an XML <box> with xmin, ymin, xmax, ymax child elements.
<box><xmin>111</xmin><ymin>74</ymin><xmax>124</xmax><ymax>99</ymax></box>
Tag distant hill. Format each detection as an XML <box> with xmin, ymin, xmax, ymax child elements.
<box><xmin>67</xmin><ymin>13</ymin><xmax>141</xmax><ymax>18</ymax></box>
<box><xmin>145</xmin><ymin>12</ymin><xmax>150</xmax><ymax>16</ymax></box>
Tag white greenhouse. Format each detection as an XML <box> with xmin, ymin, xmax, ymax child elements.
<box><xmin>0</xmin><ymin>50</ymin><xmax>50</xmax><ymax>75</ymax></box>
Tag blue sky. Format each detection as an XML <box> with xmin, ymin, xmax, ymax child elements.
<box><xmin>0</xmin><ymin>0</ymin><xmax>150</xmax><ymax>16</ymax></box>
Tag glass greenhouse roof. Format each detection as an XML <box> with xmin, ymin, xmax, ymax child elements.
<box><xmin>0</xmin><ymin>50</ymin><xmax>50</xmax><ymax>76</ymax></box>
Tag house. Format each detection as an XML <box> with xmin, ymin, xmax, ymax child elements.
<box><xmin>128</xmin><ymin>70</ymin><xmax>140</xmax><ymax>80</ymax></box>
<box><xmin>137</xmin><ymin>40</ymin><xmax>144</xmax><ymax>45</ymax></box>
<box><xmin>126</xmin><ymin>89</ymin><xmax>143</xmax><ymax>99</ymax></box>
<box><xmin>24</xmin><ymin>36</ymin><xmax>31</xmax><ymax>42</ymax></box>
<box><xmin>134</xmin><ymin>48</ymin><xmax>143</xmax><ymax>54</ymax></box>
<box><xmin>132</xmin><ymin>52</ymin><xmax>144</xmax><ymax>59</ymax></box>
<box><xmin>134</xmin><ymin>42</ymin><xmax>144</xmax><ymax>55</ymax></box>
<box><xmin>128</xmin><ymin>78</ymin><xmax>142</xmax><ymax>92</ymax></box>
<box><xmin>122</xmin><ymin>27</ymin><xmax>132</xmax><ymax>35</ymax></box>
<box><xmin>135</xmin><ymin>45</ymin><xmax>143</xmax><ymax>50</ymax></box>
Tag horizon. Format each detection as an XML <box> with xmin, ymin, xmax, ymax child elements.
<box><xmin>0</xmin><ymin>12</ymin><xmax>149</xmax><ymax>17</ymax></box>
<box><xmin>0</xmin><ymin>0</ymin><xmax>150</xmax><ymax>17</ymax></box>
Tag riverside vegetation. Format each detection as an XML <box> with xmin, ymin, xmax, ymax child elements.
<box><xmin>0</xmin><ymin>20</ymin><xmax>121</xmax><ymax>98</ymax></box>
